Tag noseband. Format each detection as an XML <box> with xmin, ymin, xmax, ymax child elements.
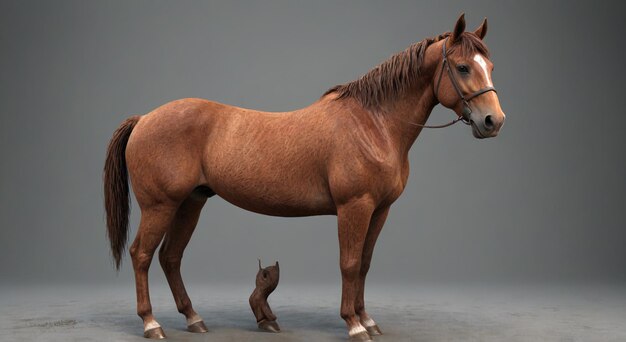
<box><xmin>416</xmin><ymin>38</ymin><xmax>497</xmax><ymax>129</ymax></box>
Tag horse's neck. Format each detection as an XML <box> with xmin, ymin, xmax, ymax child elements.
<box><xmin>386</xmin><ymin>89</ymin><xmax>437</xmax><ymax>153</ymax></box>
<box><xmin>375</xmin><ymin>81</ymin><xmax>438</xmax><ymax>157</ymax></box>
<box><xmin>315</xmin><ymin>40</ymin><xmax>442</xmax><ymax>157</ymax></box>
<box><xmin>380</xmin><ymin>44</ymin><xmax>442</xmax><ymax>156</ymax></box>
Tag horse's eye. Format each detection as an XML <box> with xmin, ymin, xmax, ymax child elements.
<box><xmin>457</xmin><ymin>65</ymin><xmax>469</xmax><ymax>74</ymax></box>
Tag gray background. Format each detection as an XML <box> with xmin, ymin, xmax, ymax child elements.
<box><xmin>1</xmin><ymin>0</ymin><xmax>625</xmax><ymax>290</ymax></box>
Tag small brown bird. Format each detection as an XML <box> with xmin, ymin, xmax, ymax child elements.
<box><xmin>249</xmin><ymin>259</ymin><xmax>280</xmax><ymax>332</ymax></box>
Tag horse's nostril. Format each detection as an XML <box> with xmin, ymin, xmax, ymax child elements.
<box><xmin>484</xmin><ymin>115</ymin><xmax>494</xmax><ymax>129</ymax></box>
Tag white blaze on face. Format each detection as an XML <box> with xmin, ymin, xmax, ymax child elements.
<box><xmin>473</xmin><ymin>54</ymin><xmax>493</xmax><ymax>87</ymax></box>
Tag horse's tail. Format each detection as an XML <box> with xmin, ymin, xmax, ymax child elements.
<box><xmin>103</xmin><ymin>115</ymin><xmax>140</xmax><ymax>270</ymax></box>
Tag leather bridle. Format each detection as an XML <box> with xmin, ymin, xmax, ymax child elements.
<box><xmin>415</xmin><ymin>37</ymin><xmax>497</xmax><ymax>129</ymax></box>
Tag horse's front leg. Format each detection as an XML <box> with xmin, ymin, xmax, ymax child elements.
<box><xmin>337</xmin><ymin>198</ymin><xmax>375</xmax><ymax>341</ymax></box>
<box><xmin>355</xmin><ymin>206</ymin><xmax>390</xmax><ymax>336</ymax></box>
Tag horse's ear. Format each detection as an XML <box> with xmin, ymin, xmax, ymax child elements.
<box><xmin>474</xmin><ymin>17</ymin><xmax>488</xmax><ymax>40</ymax></box>
<box><xmin>450</xmin><ymin>13</ymin><xmax>466</xmax><ymax>44</ymax></box>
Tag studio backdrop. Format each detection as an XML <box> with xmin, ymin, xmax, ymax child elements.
<box><xmin>1</xmin><ymin>0</ymin><xmax>625</xmax><ymax>287</ymax></box>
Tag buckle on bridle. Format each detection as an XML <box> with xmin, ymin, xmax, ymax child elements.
<box><xmin>460</xmin><ymin>101</ymin><xmax>472</xmax><ymax>125</ymax></box>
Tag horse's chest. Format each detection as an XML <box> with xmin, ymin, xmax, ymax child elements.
<box><xmin>379</xmin><ymin>172</ymin><xmax>406</xmax><ymax>205</ymax></box>
<box><xmin>374</xmin><ymin>160</ymin><xmax>409</xmax><ymax>206</ymax></box>
<box><xmin>331</xmin><ymin>156</ymin><xmax>406</xmax><ymax>207</ymax></box>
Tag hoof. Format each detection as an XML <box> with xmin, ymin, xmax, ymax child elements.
<box><xmin>187</xmin><ymin>320</ymin><xmax>209</xmax><ymax>333</ymax></box>
<box><xmin>349</xmin><ymin>331</ymin><xmax>372</xmax><ymax>341</ymax></box>
<box><xmin>365</xmin><ymin>324</ymin><xmax>382</xmax><ymax>336</ymax></box>
<box><xmin>144</xmin><ymin>327</ymin><xmax>166</xmax><ymax>339</ymax></box>
<box><xmin>258</xmin><ymin>319</ymin><xmax>281</xmax><ymax>333</ymax></box>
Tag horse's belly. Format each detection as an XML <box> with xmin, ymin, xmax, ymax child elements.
<box><xmin>205</xmin><ymin>167</ymin><xmax>335</xmax><ymax>217</ymax></box>
<box><xmin>213</xmin><ymin>185</ymin><xmax>336</xmax><ymax>217</ymax></box>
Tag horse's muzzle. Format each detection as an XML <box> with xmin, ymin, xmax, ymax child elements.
<box><xmin>471</xmin><ymin>111</ymin><xmax>505</xmax><ymax>139</ymax></box>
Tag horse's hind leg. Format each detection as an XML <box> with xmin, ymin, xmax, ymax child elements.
<box><xmin>159</xmin><ymin>194</ymin><xmax>208</xmax><ymax>333</ymax></box>
<box><xmin>130</xmin><ymin>204</ymin><xmax>177</xmax><ymax>339</ymax></box>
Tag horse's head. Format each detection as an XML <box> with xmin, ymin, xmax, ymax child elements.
<box><xmin>434</xmin><ymin>14</ymin><xmax>506</xmax><ymax>139</ymax></box>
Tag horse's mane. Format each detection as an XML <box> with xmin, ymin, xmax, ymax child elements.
<box><xmin>324</xmin><ymin>31</ymin><xmax>490</xmax><ymax>110</ymax></box>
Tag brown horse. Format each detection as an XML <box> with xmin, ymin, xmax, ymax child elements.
<box><xmin>104</xmin><ymin>14</ymin><xmax>505</xmax><ymax>341</ymax></box>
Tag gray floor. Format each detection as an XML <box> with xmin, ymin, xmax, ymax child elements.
<box><xmin>1</xmin><ymin>282</ymin><xmax>625</xmax><ymax>342</ymax></box>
